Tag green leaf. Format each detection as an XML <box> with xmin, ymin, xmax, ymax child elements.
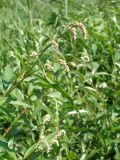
<box><xmin>33</xmin><ymin>102</ymin><xmax>53</xmax><ymax>118</ymax></box>
<box><xmin>8</xmin><ymin>139</ymin><xmax>14</xmax><ymax>150</ymax></box>
<box><xmin>47</xmin><ymin>91</ymin><xmax>63</xmax><ymax>100</ymax></box>
<box><xmin>7</xmin><ymin>151</ymin><xmax>16</xmax><ymax>160</ymax></box>
<box><xmin>26</xmin><ymin>0</ymin><xmax>31</xmax><ymax>10</ymax></box>
<box><xmin>37</xmin><ymin>76</ymin><xmax>52</xmax><ymax>87</ymax></box>
<box><xmin>53</xmin><ymin>63</ymin><xmax>61</xmax><ymax>73</ymax></box>
<box><xmin>10</xmin><ymin>101</ymin><xmax>31</xmax><ymax>108</ymax></box>
<box><xmin>95</xmin><ymin>72</ymin><xmax>109</xmax><ymax>76</ymax></box>
<box><xmin>3</xmin><ymin>65</ymin><xmax>14</xmax><ymax>82</ymax></box>
<box><xmin>0</xmin><ymin>138</ymin><xmax>11</xmax><ymax>151</ymax></box>
<box><xmin>92</xmin><ymin>44</ymin><xmax>97</xmax><ymax>54</ymax></box>
<box><xmin>37</xmin><ymin>76</ymin><xmax>73</xmax><ymax>102</ymax></box>
<box><xmin>0</xmin><ymin>138</ymin><xmax>16</xmax><ymax>160</ymax></box>
<box><xmin>23</xmin><ymin>143</ymin><xmax>39</xmax><ymax>159</ymax></box>
<box><xmin>68</xmin><ymin>151</ymin><xmax>78</xmax><ymax>160</ymax></box>
<box><xmin>26</xmin><ymin>151</ymin><xmax>41</xmax><ymax>160</ymax></box>
<box><xmin>86</xmin><ymin>149</ymin><xmax>101</xmax><ymax>160</ymax></box>
<box><xmin>54</xmin><ymin>85</ymin><xmax>73</xmax><ymax>103</ymax></box>
<box><xmin>0</xmin><ymin>97</ymin><xmax>7</xmax><ymax>106</ymax></box>
<box><xmin>0</xmin><ymin>77</ymin><xmax>3</xmax><ymax>91</ymax></box>
<box><xmin>91</xmin><ymin>62</ymin><xmax>99</xmax><ymax>74</ymax></box>
<box><xmin>11</xmin><ymin>88</ymin><xmax>23</xmax><ymax>100</ymax></box>
<box><xmin>85</xmin><ymin>86</ymin><xmax>96</xmax><ymax>92</ymax></box>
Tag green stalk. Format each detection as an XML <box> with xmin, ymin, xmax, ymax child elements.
<box><xmin>64</xmin><ymin>0</ymin><xmax>68</xmax><ymax>17</ymax></box>
<box><xmin>55</xmin><ymin>99</ymin><xmax>59</xmax><ymax>131</ymax></box>
<box><xmin>2</xmin><ymin>27</ymin><xmax>69</xmax><ymax>99</ymax></box>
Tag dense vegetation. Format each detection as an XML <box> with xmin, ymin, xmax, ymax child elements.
<box><xmin>0</xmin><ymin>0</ymin><xmax>120</xmax><ymax>159</ymax></box>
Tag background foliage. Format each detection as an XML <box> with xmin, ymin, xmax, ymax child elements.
<box><xmin>0</xmin><ymin>0</ymin><xmax>120</xmax><ymax>159</ymax></box>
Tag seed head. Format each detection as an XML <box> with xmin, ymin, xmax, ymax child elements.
<box><xmin>43</xmin><ymin>114</ymin><xmax>51</xmax><ymax>123</ymax></box>
<box><xmin>70</xmin><ymin>22</ymin><xmax>88</xmax><ymax>39</ymax></box>
<box><xmin>52</xmin><ymin>139</ymin><xmax>59</xmax><ymax>146</ymax></box>
<box><xmin>50</xmin><ymin>40</ymin><xmax>59</xmax><ymax>51</ymax></box>
<box><xmin>45</xmin><ymin>64</ymin><xmax>53</xmax><ymax>71</ymax></box>
<box><xmin>59</xmin><ymin>59</ymin><xmax>70</xmax><ymax>72</ymax></box>
<box><xmin>30</xmin><ymin>51</ymin><xmax>39</xmax><ymax>58</ymax></box>
<box><xmin>46</xmin><ymin>146</ymin><xmax>52</xmax><ymax>153</ymax></box>
<box><xmin>57</xmin><ymin>129</ymin><xmax>66</xmax><ymax>137</ymax></box>
<box><xmin>76</xmin><ymin>22</ymin><xmax>87</xmax><ymax>39</ymax></box>
<box><xmin>19</xmin><ymin>30</ymin><xmax>24</xmax><ymax>36</ymax></box>
<box><xmin>40</xmin><ymin>135</ymin><xmax>45</xmax><ymax>144</ymax></box>
<box><xmin>68</xmin><ymin>26</ymin><xmax>77</xmax><ymax>40</ymax></box>
<box><xmin>81</xmin><ymin>53</ymin><xmax>90</xmax><ymax>63</ymax></box>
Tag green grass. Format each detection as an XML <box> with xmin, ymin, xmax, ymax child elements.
<box><xmin>0</xmin><ymin>0</ymin><xmax>120</xmax><ymax>159</ymax></box>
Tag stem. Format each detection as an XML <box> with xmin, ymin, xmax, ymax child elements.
<box><xmin>4</xmin><ymin>75</ymin><xmax>25</xmax><ymax>97</ymax></box>
<box><xmin>27</xmin><ymin>0</ymin><xmax>33</xmax><ymax>29</ymax></box>
<box><xmin>2</xmin><ymin>27</ymin><xmax>69</xmax><ymax>98</ymax></box>
<box><xmin>2</xmin><ymin>109</ymin><xmax>27</xmax><ymax>138</ymax></box>
<box><xmin>55</xmin><ymin>99</ymin><xmax>59</xmax><ymax>131</ymax></box>
<box><xmin>2</xmin><ymin>117</ymin><xmax>18</xmax><ymax>138</ymax></box>
<box><xmin>64</xmin><ymin>0</ymin><xmax>68</xmax><ymax>17</ymax></box>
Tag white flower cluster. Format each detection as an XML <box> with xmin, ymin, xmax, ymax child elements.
<box><xmin>50</xmin><ymin>40</ymin><xmax>59</xmax><ymax>51</ymax></box>
<box><xmin>81</xmin><ymin>53</ymin><xmax>90</xmax><ymax>63</ymax></box>
<box><xmin>59</xmin><ymin>59</ymin><xmax>70</xmax><ymax>72</ymax></box>
<box><xmin>68</xmin><ymin>26</ymin><xmax>77</xmax><ymax>40</ymax></box>
<box><xmin>30</xmin><ymin>51</ymin><xmax>40</xmax><ymax>58</ymax></box>
<box><xmin>68</xmin><ymin>22</ymin><xmax>88</xmax><ymax>40</ymax></box>
<box><xmin>43</xmin><ymin>114</ymin><xmax>51</xmax><ymax>123</ymax></box>
<box><xmin>38</xmin><ymin>129</ymin><xmax>66</xmax><ymax>153</ymax></box>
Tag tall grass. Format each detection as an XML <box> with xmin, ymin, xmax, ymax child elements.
<box><xmin>0</xmin><ymin>0</ymin><xmax>120</xmax><ymax>159</ymax></box>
